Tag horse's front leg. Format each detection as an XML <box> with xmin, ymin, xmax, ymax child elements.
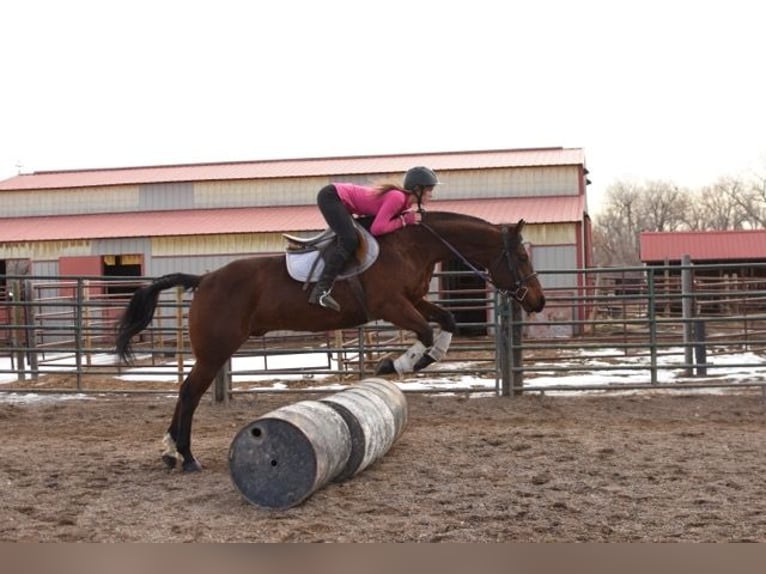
<box><xmin>375</xmin><ymin>299</ymin><xmax>456</xmax><ymax>375</ymax></box>
<box><xmin>412</xmin><ymin>300</ymin><xmax>456</xmax><ymax>371</ymax></box>
<box><xmin>374</xmin><ymin>301</ymin><xmax>435</xmax><ymax>376</ymax></box>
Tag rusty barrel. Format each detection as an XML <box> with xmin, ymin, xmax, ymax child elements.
<box><xmin>228</xmin><ymin>378</ymin><xmax>407</xmax><ymax>509</ymax></box>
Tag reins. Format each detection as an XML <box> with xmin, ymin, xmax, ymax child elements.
<box><xmin>418</xmin><ymin>222</ymin><xmax>535</xmax><ymax>303</ymax></box>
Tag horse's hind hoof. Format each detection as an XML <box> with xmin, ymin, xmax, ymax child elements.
<box><xmin>375</xmin><ymin>357</ymin><xmax>396</xmax><ymax>375</ymax></box>
<box><xmin>161</xmin><ymin>454</ymin><xmax>178</xmax><ymax>469</ymax></box>
<box><xmin>182</xmin><ymin>459</ymin><xmax>203</xmax><ymax>472</ymax></box>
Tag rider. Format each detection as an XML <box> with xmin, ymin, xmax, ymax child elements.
<box><xmin>308</xmin><ymin>166</ymin><xmax>440</xmax><ymax>312</ymax></box>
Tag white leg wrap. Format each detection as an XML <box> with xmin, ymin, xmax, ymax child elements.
<box><xmin>428</xmin><ymin>330</ymin><xmax>453</xmax><ymax>362</ymax></box>
<box><xmin>393</xmin><ymin>340</ymin><xmax>427</xmax><ymax>375</ymax></box>
<box><xmin>162</xmin><ymin>432</ymin><xmax>179</xmax><ymax>460</ymax></box>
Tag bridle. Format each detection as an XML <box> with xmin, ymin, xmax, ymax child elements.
<box><xmin>419</xmin><ymin>222</ymin><xmax>537</xmax><ymax>303</ymax></box>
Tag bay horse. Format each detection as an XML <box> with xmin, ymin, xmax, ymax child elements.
<box><xmin>115</xmin><ymin>211</ymin><xmax>545</xmax><ymax>471</ymax></box>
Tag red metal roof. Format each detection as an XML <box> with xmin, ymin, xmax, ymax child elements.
<box><xmin>0</xmin><ymin>196</ymin><xmax>583</xmax><ymax>243</ymax></box>
<box><xmin>640</xmin><ymin>229</ymin><xmax>766</xmax><ymax>262</ymax></box>
<box><xmin>0</xmin><ymin>147</ymin><xmax>585</xmax><ymax>191</ymax></box>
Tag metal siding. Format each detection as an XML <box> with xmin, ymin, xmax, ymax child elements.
<box><xmin>151</xmin><ymin>233</ymin><xmax>283</xmax><ymax>257</ymax></box>
<box><xmin>31</xmin><ymin>260</ymin><xmax>58</xmax><ymax>276</ymax></box>
<box><xmin>139</xmin><ymin>182</ymin><xmax>194</xmax><ymax>210</ymax></box>
<box><xmin>0</xmin><ymin>186</ymin><xmax>139</xmax><ymax>217</ymax></box>
<box><xmin>194</xmin><ymin>177</ymin><xmax>327</xmax><ymax>208</ymax></box>
<box><xmin>0</xmin><ymin>166</ymin><xmax>582</xmax><ymax>217</ymax></box>
<box><xmin>0</xmin><ymin>148</ymin><xmax>586</xmax><ymax>191</ymax></box>
<box><xmin>640</xmin><ymin>229</ymin><xmax>766</xmax><ymax>262</ymax></box>
<box><xmin>534</xmin><ymin>245</ymin><xmax>578</xmax><ymax>287</ymax></box>
<box><xmin>90</xmin><ymin>237</ymin><xmax>150</xmax><ymax>256</ymax></box>
<box><xmin>437</xmin><ymin>167</ymin><xmax>581</xmax><ymax>199</ymax></box>
<box><xmin>147</xmin><ymin>254</ymin><xmax>256</xmax><ymax>277</ymax></box>
<box><xmin>0</xmin><ymin>198</ymin><xmax>580</xmax><ymax>243</ymax></box>
<box><xmin>0</xmin><ymin>240</ymin><xmax>91</xmax><ymax>260</ymax></box>
<box><xmin>523</xmin><ymin>223</ymin><xmax>577</xmax><ymax>246</ymax></box>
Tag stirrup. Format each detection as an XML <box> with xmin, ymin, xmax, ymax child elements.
<box><xmin>318</xmin><ymin>291</ymin><xmax>340</xmax><ymax>312</ymax></box>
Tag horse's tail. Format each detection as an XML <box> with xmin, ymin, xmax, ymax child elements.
<box><xmin>115</xmin><ymin>273</ymin><xmax>201</xmax><ymax>363</ymax></box>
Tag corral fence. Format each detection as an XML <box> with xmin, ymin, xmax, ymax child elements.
<box><xmin>2</xmin><ymin>261</ymin><xmax>766</xmax><ymax>399</ymax></box>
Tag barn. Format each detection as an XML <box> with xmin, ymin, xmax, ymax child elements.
<box><xmin>640</xmin><ymin>228</ymin><xmax>766</xmax><ymax>315</ymax></box>
<box><xmin>0</xmin><ymin>147</ymin><xmax>592</xmax><ymax>331</ymax></box>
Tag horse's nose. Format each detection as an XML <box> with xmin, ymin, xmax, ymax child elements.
<box><xmin>535</xmin><ymin>295</ymin><xmax>546</xmax><ymax>312</ymax></box>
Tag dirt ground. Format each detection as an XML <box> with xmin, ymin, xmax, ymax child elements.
<box><xmin>1</xmin><ymin>386</ymin><xmax>765</xmax><ymax>542</ymax></box>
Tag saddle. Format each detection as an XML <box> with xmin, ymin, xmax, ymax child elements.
<box><xmin>283</xmin><ymin>221</ymin><xmax>379</xmax><ymax>283</ymax></box>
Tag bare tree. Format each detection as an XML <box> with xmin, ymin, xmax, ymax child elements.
<box><xmin>641</xmin><ymin>180</ymin><xmax>689</xmax><ymax>232</ymax></box>
<box><xmin>592</xmin><ymin>180</ymin><xmax>646</xmax><ymax>266</ymax></box>
<box><xmin>592</xmin><ymin>167</ymin><xmax>766</xmax><ymax>266</ymax></box>
<box><xmin>686</xmin><ymin>178</ymin><xmax>750</xmax><ymax>230</ymax></box>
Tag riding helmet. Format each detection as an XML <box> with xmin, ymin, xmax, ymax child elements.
<box><xmin>403</xmin><ymin>166</ymin><xmax>440</xmax><ymax>191</ymax></box>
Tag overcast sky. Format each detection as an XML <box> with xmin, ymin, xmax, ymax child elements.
<box><xmin>1</xmin><ymin>0</ymin><xmax>764</xmax><ymax>214</ymax></box>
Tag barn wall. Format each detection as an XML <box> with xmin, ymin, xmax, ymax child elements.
<box><xmin>2</xmin><ymin>220</ymin><xmax>582</xmax><ymax>280</ymax></box>
<box><xmin>0</xmin><ymin>240</ymin><xmax>92</xmax><ymax>260</ymax></box>
<box><xmin>0</xmin><ymin>186</ymin><xmax>139</xmax><ymax>216</ymax></box>
<box><xmin>523</xmin><ymin>223</ymin><xmax>577</xmax><ymax>247</ymax></box>
<box><xmin>1</xmin><ymin>160</ymin><xmax>587</xmax><ymax>281</ymax></box>
<box><xmin>139</xmin><ymin>182</ymin><xmax>194</xmax><ymax>210</ymax></box>
<box><xmin>151</xmin><ymin>234</ymin><xmax>283</xmax><ymax>257</ymax></box>
<box><xmin>432</xmin><ymin>167</ymin><xmax>581</xmax><ymax>199</ymax></box>
<box><xmin>0</xmin><ymin>165</ymin><xmax>582</xmax><ymax>219</ymax></box>
<box><xmin>194</xmin><ymin>176</ymin><xmax>328</xmax><ymax>208</ymax></box>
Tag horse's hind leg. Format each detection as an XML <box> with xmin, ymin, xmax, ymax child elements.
<box><xmin>164</xmin><ymin>359</ymin><xmax>225</xmax><ymax>471</ymax></box>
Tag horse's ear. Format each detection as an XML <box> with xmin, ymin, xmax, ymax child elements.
<box><xmin>516</xmin><ymin>219</ymin><xmax>526</xmax><ymax>233</ymax></box>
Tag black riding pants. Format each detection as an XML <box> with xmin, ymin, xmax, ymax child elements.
<box><xmin>317</xmin><ymin>185</ymin><xmax>360</xmax><ymax>255</ymax></box>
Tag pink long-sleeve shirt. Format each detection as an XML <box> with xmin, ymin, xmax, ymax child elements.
<box><xmin>334</xmin><ymin>183</ymin><xmax>417</xmax><ymax>236</ymax></box>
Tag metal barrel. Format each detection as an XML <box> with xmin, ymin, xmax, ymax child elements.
<box><xmin>228</xmin><ymin>400</ymin><xmax>351</xmax><ymax>509</ymax></box>
<box><xmin>320</xmin><ymin>378</ymin><xmax>408</xmax><ymax>481</ymax></box>
<box><xmin>354</xmin><ymin>378</ymin><xmax>408</xmax><ymax>441</ymax></box>
<box><xmin>228</xmin><ymin>378</ymin><xmax>407</xmax><ymax>509</ymax></box>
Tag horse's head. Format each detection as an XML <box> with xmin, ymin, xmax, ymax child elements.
<box><xmin>488</xmin><ymin>219</ymin><xmax>546</xmax><ymax>313</ymax></box>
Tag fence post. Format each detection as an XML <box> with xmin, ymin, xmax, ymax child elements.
<box><xmin>511</xmin><ymin>301</ymin><xmax>523</xmax><ymax>395</ymax></box>
<box><xmin>498</xmin><ymin>293</ymin><xmax>523</xmax><ymax>397</ymax></box>
<box><xmin>74</xmin><ymin>278</ymin><xmax>83</xmax><ymax>390</ymax></box>
<box><xmin>82</xmin><ymin>279</ymin><xmax>92</xmax><ymax>367</ymax></box>
<box><xmin>693</xmin><ymin>319</ymin><xmax>707</xmax><ymax>376</ymax></box>
<box><xmin>213</xmin><ymin>358</ymin><xmax>231</xmax><ymax>404</ymax></box>
<box><xmin>498</xmin><ymin>293</ymin><xmax>511</xmax><ymax>396</ymax></box>
<box><xmin>26</xmin><ymin>279</ymin><xmax>39</xmax><ymax>380</ymax></box>
<box><xmin>10</xmin><ymin>280</ymin><xmax>26</xmax><ymax>381</ymax></box>
<box><xmin>646</xmin><ymin>269</ymin><xmax>658</xmax><ymax>385</ymax></box>
<box><xmin>681</xmin><ymin>255</ymin><xmax>694</xmax><ymax>376</ymax></box>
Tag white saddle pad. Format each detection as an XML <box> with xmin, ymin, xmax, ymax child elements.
<box><xmin>285</xmin><ymin>226</ymin><xmax>380</xmax><ymax>282</ymax></box>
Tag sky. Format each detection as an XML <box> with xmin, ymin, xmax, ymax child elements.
<box><xmin>1</xmin><ymin>1</ymin><xmax>764</xmax><ymax>214</ymax></box>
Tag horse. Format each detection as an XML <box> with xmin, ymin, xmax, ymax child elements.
<box><xmin>115</xmin><ymin>211</ymin><xmax>546</xmax><ymax>471</ymax></box>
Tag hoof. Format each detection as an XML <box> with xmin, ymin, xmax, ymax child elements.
<box><xmin>161</xmin><ymin>454</ymin><xmax>178</xmax><ymax>469</ymax></box>
<box><xmin>182</xmin><ymin>458</ymin><xmax>203</xmax><ymax>472</ymax></box>
<box><xmin>413</xmin><ymin>354</ymin><xmax>436</xmax><ymax>372</ymax></box>
<box><xmin>375</xmin><ymin>357</ymin><xmax>396</xmax><ymax>375</ymax></box>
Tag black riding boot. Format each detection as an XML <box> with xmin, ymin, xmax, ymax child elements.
<box><xmin>308</xmin><ymin>245</ymin><xmax>350</xmax><ymax>312</ymax></box>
